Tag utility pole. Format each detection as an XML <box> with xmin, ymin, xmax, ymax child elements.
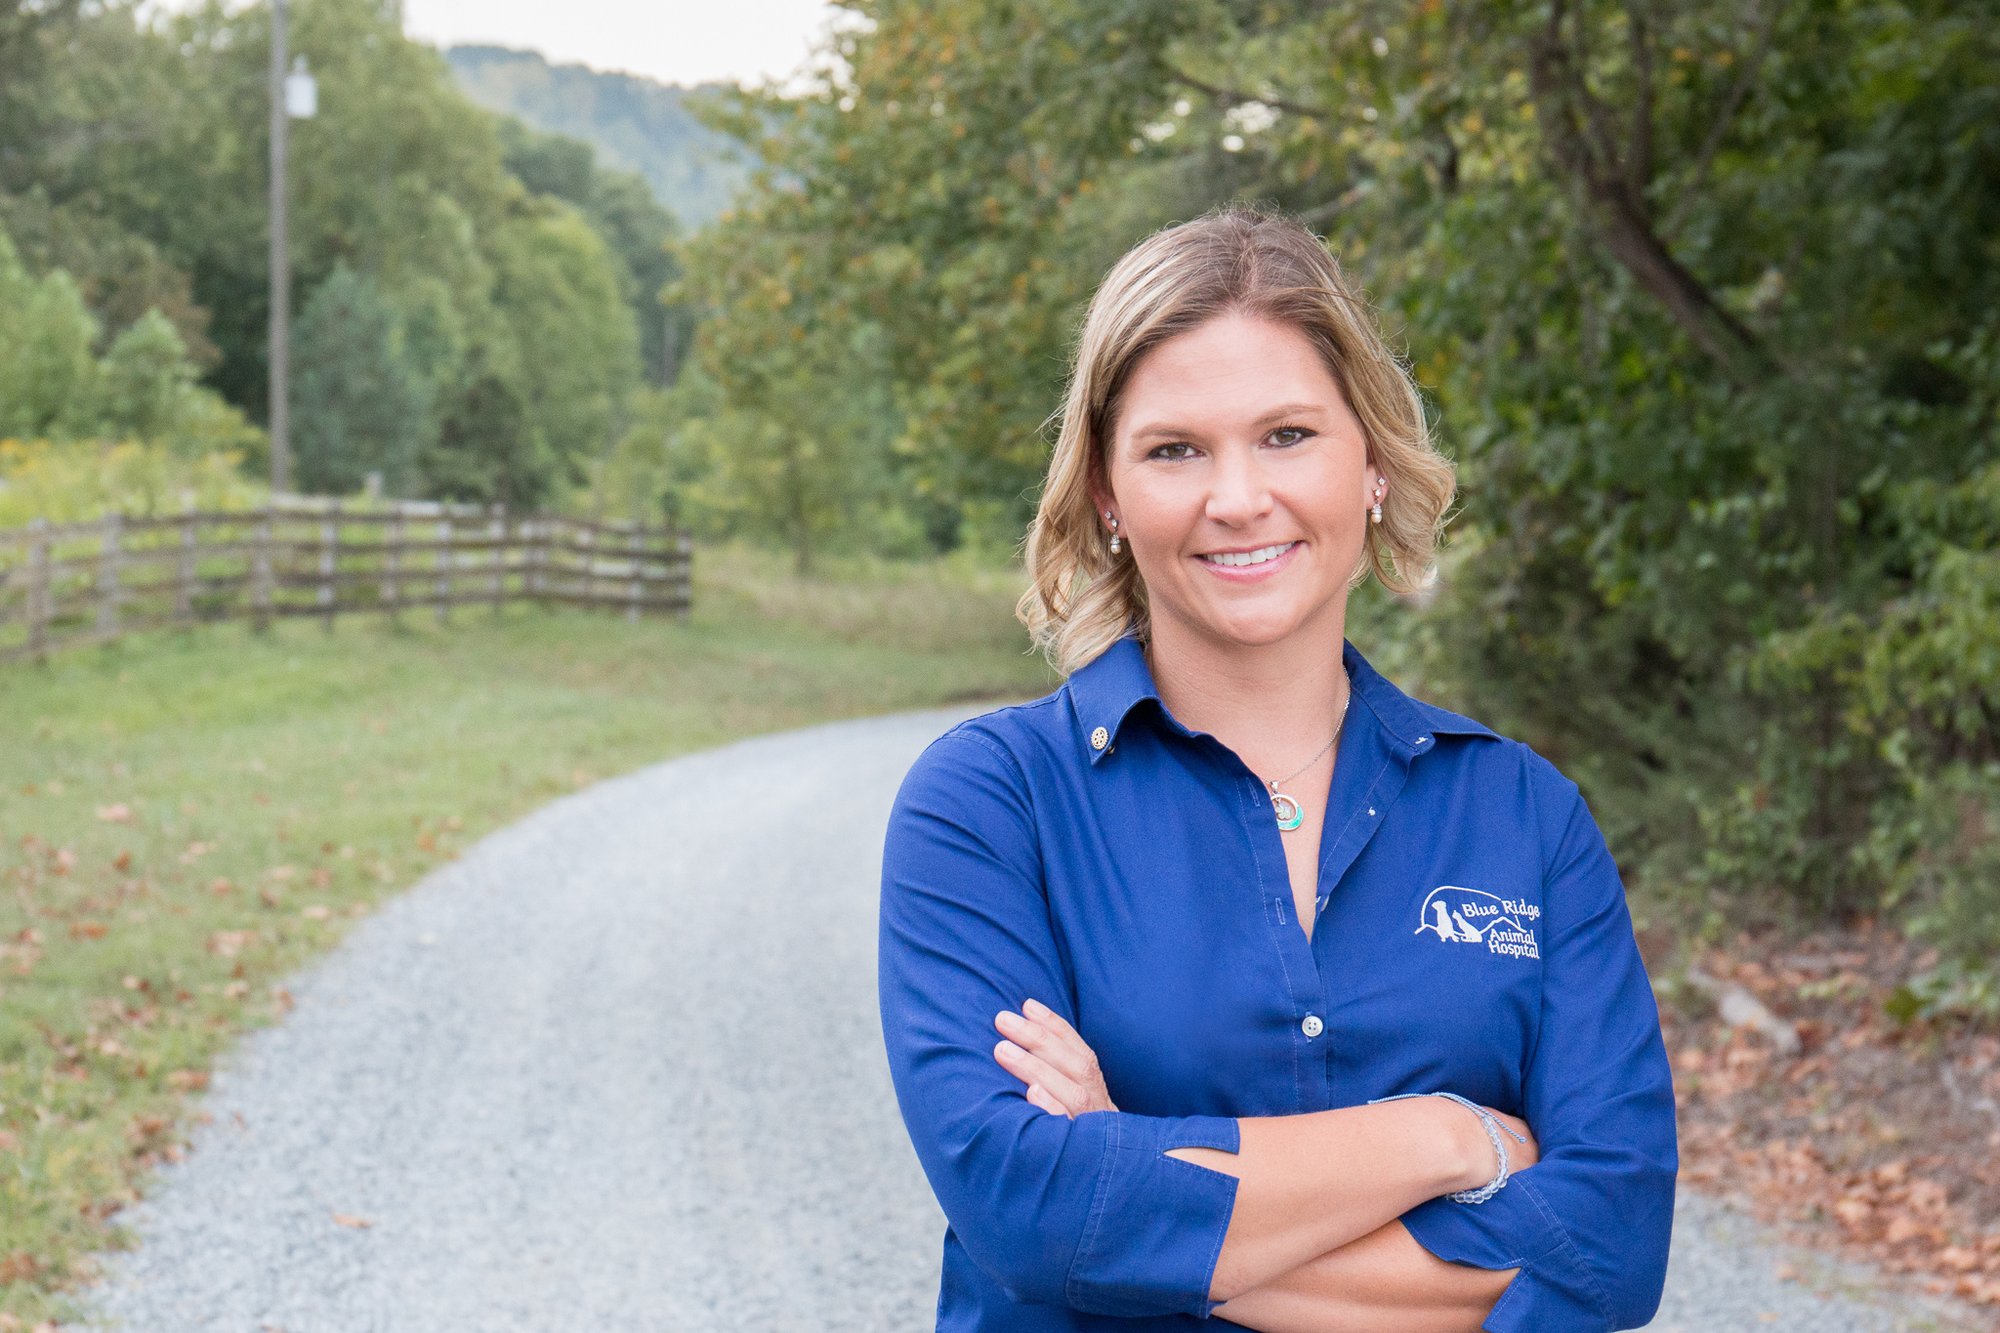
<box><xmin>268</xmin><ymin>0</ymin><xmax>292</xmax><ymax>493</ymax></box>
<box><xmin>267</xmin><ymin>0</ymin><xmax>316</xmax><ymax>494</ymax></box>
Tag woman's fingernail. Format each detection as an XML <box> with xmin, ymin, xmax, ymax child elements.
<box><xmin>1024</xmin><ymin>999</ymin><xmax>1045</xmax><ymax>1016</ymax></box>
<box><xmin>997</xmin><ymin>1040</ymin><xmax>1020</xmax><ymax>1056</ymax></box>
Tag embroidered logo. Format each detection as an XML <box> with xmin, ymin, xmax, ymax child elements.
<box><xmin>1414</xmin><ymin>886</ymin><xmax>1542</xmax><ymax>960</ymax></box>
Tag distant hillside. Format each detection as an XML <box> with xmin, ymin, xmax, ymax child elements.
<box><xmin>445</xmin><ymin>45</ymin><xmax>757</xmax><ymax>229</ymax></box>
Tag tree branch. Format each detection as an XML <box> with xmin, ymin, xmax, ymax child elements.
<box><xmin>1528</xmin><ymin>0</ymin><xmax>1776</xmax><ymax>384</ymax></box>
<box><xmin>1163</xmin><ymin>61</ymin><xmax>1335</xmax><ymax>123</ymax></box>
<box><xmin>1626</xmin><ymin>0</ymin><xmax>1655</xmax><ymax>190</ymax></box>
<box><xmin>1294</xmin><ymin>181</ymin><xmax>1371</xmax><ymax>227</ymax></box>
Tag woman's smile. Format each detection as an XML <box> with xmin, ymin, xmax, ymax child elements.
<box><xmin>1194</xmin><ymin>539</ymin><xmax>1304</xmax><ymax>582</ymax></box>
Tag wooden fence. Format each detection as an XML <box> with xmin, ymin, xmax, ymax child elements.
<box><xmin>0</xmin><ymin>494</ymin><xmax>692</xmax><ymax>665</ymax></box>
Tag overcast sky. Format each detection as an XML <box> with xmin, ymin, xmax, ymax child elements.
<box><xmin>400</xmin><ymin>0</ymin><xmax>848</xmax><ymax>89</ymax></box>
<box><xmin>145</xmin><ymin>1</ymin><xmax>852</xmax><ymax>90</ymax></box>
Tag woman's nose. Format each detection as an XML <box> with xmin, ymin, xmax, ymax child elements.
<box><xmin>1203</xmin><ymin>445</ymin><xmax>1275</xmax><ymax>525</ymax></box>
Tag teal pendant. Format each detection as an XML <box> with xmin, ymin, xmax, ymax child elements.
<box><xmin>1270</xmin><ymin>789</ymin><xmax>1304</xmax><ymax>831</ymax></box>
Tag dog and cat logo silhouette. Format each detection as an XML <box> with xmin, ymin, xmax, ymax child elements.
<box><xmin>1414</xmin><ymin>886</ymin><xmax>1542</xmax><ymax>960</ymax></box>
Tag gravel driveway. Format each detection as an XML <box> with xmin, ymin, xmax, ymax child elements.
<box><xmin>73</xmin><ymin>705</ymin><xmax>1974</xmax><ymax>1331</ymax></box>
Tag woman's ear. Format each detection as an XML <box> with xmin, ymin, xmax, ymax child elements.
<box><xmin>1087</xmin><ymin>469</ymin><xmax>1113</xmax><ymax>529</ymax></box>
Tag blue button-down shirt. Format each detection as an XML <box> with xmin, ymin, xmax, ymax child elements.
<box><xmin>878</xmin><ymin>631</ymin><xmax>1677</xmax><ymax>1331</ymax></box>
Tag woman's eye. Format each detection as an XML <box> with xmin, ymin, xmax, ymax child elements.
<box><xmin>1272</xmin><ymin>425</ymin><xmax>1313</xmax><ymax>447</ymax></box>
<box><xmin>1150</xmin><ymin>442</ymin><xmax>1195</xmax><ymax>461</ymax></box>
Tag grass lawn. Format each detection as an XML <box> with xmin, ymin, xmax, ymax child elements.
<box><xmin>0</xmin><ymin>539</ymin><xmax>1057</xmax><ymax>1326</ymax></box>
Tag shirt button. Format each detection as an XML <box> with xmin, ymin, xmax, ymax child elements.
<box><xmin>1301</xmin><ymin>1014</ymin><xmax>1324</xmax><ymax>1038</ymax></box>
<box><xmin>1090</xmin><ymin>726</ymin><xmax>1108</xmax><ymax>750</ymax></box>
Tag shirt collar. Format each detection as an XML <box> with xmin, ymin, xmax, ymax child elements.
<box><xmin>1064</xmin><ymin>628</ymin><xmax>1490</xmax><ymax>765</ymax></box>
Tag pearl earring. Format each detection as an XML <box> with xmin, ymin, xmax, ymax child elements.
<box><xmin>1370</xmin><ymin>483</ymin><xmax>1385</xmax><ymax>525</ymax></box>
<box><xmin>1105</xmin><ymin>510</ymin><xmax>1122</xmax><ymax>554</ymax></box>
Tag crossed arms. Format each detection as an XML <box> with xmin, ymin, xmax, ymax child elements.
<box><xmin>995</xmin><ymin>999</ymin><xmax>1529</xmax><ymax>1331</ymax></box>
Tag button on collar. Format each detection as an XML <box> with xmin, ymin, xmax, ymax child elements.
<box><xmin>1089</xmin><ymin>725</ymin><xmax>1109</xmax><ymax>751</ymax></box>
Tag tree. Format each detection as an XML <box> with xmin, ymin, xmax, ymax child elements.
<box><xmin>0</xmin><ymin>225</ymin><xmax>98</xmax><ymax>439</ymax></box>
<box><xmin>478</xmin><ymin>200</ymin><xmax>641</xmax><ymax>504</ymax></box>
<box><xmin>496</xmin><ymin>117</ymin><xmax>688</xmax><ymax>386</ymax></box>
<box><xmin>95</xmin><ymin>309</ymin><xmax>201</xmax><ymax>442</ymax></box>
<box><xmin>292</xmin><ymin>263</ymin><xmax>429</xmax><ymax>495</ymax></box>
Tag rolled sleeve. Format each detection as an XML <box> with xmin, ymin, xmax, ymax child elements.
<box><xmin>877</xmin><ymin>728</ymin><xmax>1242</xmax><ymax>1319</ymax></box>
<box><xmin>1400</xmin><ymin>773</ymin><xmax>1679</xmax><ymax>1331</ymax></box>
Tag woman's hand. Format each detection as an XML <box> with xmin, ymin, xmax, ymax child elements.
<box><xmin>992</xmin><ymin>998</ymin><xmax>1119</xmax><ymax>1116</ymax></box>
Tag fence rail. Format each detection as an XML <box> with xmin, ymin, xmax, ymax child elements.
<box><xmin>0</xmin><ymin>494</ymin><xmax>692</xmax><ymax>665</ymax></box>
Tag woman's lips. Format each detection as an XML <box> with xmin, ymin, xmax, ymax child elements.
<box><xmin>1194</xmin><ymin>540</ymin><xmax>1302</xmax><ymax>582</ymax></box>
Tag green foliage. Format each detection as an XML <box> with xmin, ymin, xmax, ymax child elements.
<box><xmin>0</xmin><ymin>436</ymin><xmax>263</xmax><ymax>528</ymax></box>
<box><xmin>0</xmin><ymin>226</ymin><xmax>254</xmax><ymax>459</ymax></box>
<box><xmin>0</xmin><ymin>187</ymin><xmax>220</xmax><ymax>369</ymax></box>
<box><xmin>0</xmin><ymin>236</ymin><xmax>98</xmax><ymax>440</ymax></box>
<box><xmin>2</xmin><ymin>0</ymin><xmax>641</xmax><ymax>507</ymax></box>
<box><xmin>292</xmin><ymin>264</ymin><xmax>432</xmax><ymax>496</ymax></box>
<box><xmin>479</xmin><ymin>201</ymin><xmax>642</xmax><ymax>503</ymax></box>
<box><xmin>495</xmin><ymin>117</ymin><xmax>691</xmax><ymax>386</ymax></box>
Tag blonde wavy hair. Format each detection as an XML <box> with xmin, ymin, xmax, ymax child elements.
<box><xmin>1014</xmin><ymin>202</ymin><xmax>1458</xmax><ymax>677</ymax></box>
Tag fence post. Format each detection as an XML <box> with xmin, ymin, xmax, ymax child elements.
<box><xmin>251</xmin><ymin>501</ymin><xmax>274</xmax><ymax>634</ymax></box>
<box><xmin>675</xmin><ymin>532</ymin><xmax>692</xmax><ymax>622</ymax></box>
<box><xmin>176</xmin><ymin>495</ymin><xmax>197</xmax><ymax>623</ymax></box>
<box><xmin>26</xmin><ymin>517</ymin><xmax>51</xmax><ymax>662</ymax></box>
<box><xmin>527</xmin><ymin>516</ymin><xmax>545</xmax><ymax>604</ymax></box>
<box><xmin>489</xmin><ymin>502</ymin><xmax>505</xmax><ymax>616</ymax></box>
<box><xmin>434</xmin><ymin>516</ymin><xmax>451</xmax><ymax>625</ymax></box>
<box><xmin>320</xmin><ymin>498</ymin><xmax>339</xmax><ymax>632</ymax></box>
<box><xmin>96</xmin><ymin>510</ymin><xmax>124</xmax><ymax>641</ymax></box>
<box><xmin>624</xmin><ymin>519</ymin><xmax>643</xmax><ymax>622</ymax></box>
<box><xmin>385</xmin><ymin>507</ymin><xmax>404</xmax><ymax>627</ymax></box>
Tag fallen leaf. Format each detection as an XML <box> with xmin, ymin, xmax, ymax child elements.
<box><xmin>206</xmin><ymin>930</ymin><xmax>253</xmax><ymax>958</ymax></box>
<box><xmin>331</xmin><ymin>1212</ymin><xmax>372</xmax><ymax>1229</ymax></box>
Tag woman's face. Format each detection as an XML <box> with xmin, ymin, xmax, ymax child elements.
<box><xmin>1092</xmin><ymin>310</ymin><xmax>1380</xmax><ymax>653</ymax></box>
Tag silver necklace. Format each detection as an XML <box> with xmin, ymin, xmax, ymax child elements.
<box><xmin>1263</xmin><ymin>689</ymin><xmax>1351</xmax><ymax>833</ymax></box>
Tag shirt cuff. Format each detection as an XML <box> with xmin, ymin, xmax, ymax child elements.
<box><xmin>1399</xmin><ymin>1175</ymin><xmax>1612</xmax><ymax>1331</ymax></box>
<box><xmin>1065</xmin><ymin>1112</ymin><xmax>1242</xmax><ymax>1319</ymax></box>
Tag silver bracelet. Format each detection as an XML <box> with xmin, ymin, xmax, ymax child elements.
<box><xmin>1367</xmin><ymin>1091</ymin><xmax>1528</xmax><ymax>1204</ymax></box>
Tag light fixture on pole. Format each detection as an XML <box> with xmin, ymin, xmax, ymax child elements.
<box><xmin>267</xmin><ymin>1</ymin><xmax>316</xmax><ymax>494</ymax></box>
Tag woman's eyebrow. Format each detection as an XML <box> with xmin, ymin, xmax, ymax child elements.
<box><xmin>1129</xmin><ymin>402</ymin><xmax>1329</xmax><ymax>441</ymax></box>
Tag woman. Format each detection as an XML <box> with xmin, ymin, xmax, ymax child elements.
<box><xmin>877</xmin><ymin>204</ymin><xmax>1677</xmax><ymax>1332</ymax></box>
